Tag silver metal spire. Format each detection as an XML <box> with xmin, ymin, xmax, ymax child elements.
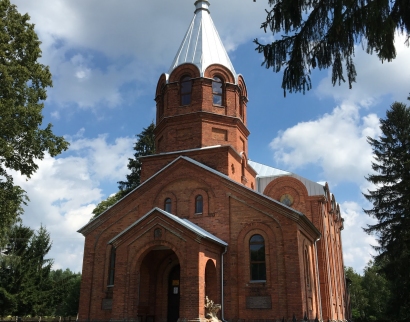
<box><xmin>168</xmin><ymin>0</ymin><xmax>237</xmax><ymax>81</ymax></box>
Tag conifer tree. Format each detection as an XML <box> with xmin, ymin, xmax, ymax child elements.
<box><xmin>0</xmin><ymin>224</ymin><xmax>53</xmax><ymax>316</ymax></box>
<box><xmin>118</xmin><ymin>122</ymin><xmax>156</xmax><ymax>195</ymax></box>
<box><xmin>255</xmin><ymin>0</ymin><xmax>410</xmax><ymax>95</ymax></box>
<box><xmin>364</xmin><ymin>100</ymin><xmax>410</xmax><ymax>320</ymax></box>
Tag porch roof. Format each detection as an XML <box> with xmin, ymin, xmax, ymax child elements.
<box><xmin>108</xmin><ymin>207</ymin><xmax>228</xmax><ymax>247</ymax></box>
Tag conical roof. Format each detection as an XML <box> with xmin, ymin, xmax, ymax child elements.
<box><xmin>168</xmin><ymin>0</ymin><xmax>237</xmax><ymax>81</ymax></box>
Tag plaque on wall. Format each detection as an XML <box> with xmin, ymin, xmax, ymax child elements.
<box><xmin>246</xmin><ymin>296</ymin><xmax>272</xmax><ymax>309</ymax></box>
<box><xmin>102</xmin><ymin>298</ymin><xmax>113</xmax><ymax>310</ymax></box>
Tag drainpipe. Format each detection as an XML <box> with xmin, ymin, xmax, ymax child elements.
<box><xmin>314</xmin><ymin>238</ymin><xmax>323</xmax><ymax>321</ymax></box>
<box><xmin>221</xmin><ymin>246</ymin><xmax>228</xmax><ymax>322</ymax></box>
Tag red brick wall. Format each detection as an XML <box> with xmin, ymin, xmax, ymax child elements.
<box><xmin>261</xmin><ymin>177</ymin><xmax>347</xmax><ymax>321</ymax></box>
<box><xmin>79</xmin><ymin>158</ymin><xmax>324</xmax><ymax>321</ymax></box>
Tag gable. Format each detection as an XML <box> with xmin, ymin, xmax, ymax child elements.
<box><xmin>108</xmin><ymin>207</ymin><xmax>227</xmax><ymax>247</ymax></box>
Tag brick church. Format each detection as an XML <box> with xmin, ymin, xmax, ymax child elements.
<box><xmin>78</xmin><ymin>1</ymin><xmax>348</xmax><ymax>321</ymax></box>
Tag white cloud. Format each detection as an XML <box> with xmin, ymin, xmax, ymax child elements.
<box><xmin>68</xmin><ymin>134</ymin><xmax>134</xmax><ymax>181</ymax></box>
<box><xmin>270</xmin><ymin>103</ymin><xmax>381</xmax><ymax>185</ymax></box>
<box><xmin>12</xmin><ymin>135</ymin><xmax>134</xmax><ymax>272</ymax></box>
<box><xmin>11</xmin><ymin>0</ymin><xmax>269</xmax><ymax>109</ymax></box>
<box><xmin>341</xmin><ymin>201</ymin><xmax>377</xmax><ymax>273</ymax></box>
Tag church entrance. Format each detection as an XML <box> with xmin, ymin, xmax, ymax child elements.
<box><xmin>167</xmin><ymin>264</ymin><xmax>180</xmax><ymax>322</ymax></box>
<box><xmin>137</xmin><ymin>247</ymin><xmax>180</xmax><ymax>322</ymax></box>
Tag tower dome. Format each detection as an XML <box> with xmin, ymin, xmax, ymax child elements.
<box><xmin>168</xmin><ymin>0</ymin><xmax>237</xmax><ymax>82</ymax></box>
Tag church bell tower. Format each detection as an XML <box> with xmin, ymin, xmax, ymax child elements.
<box><xmin>142</xmin><ymin>0</ymin><xmax>256</xmax><ymax>188</ymax></box>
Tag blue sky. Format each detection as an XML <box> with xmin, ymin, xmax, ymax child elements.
<box><xmin>10</xmin><ymin>0</ymin><xmax>410</xmax><ymax>274</ymax></box>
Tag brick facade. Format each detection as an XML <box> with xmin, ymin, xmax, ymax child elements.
<box><xmin>78</xmin><ymin>5</ymin><xmax>347</xmax><ymax>321</ymax></box>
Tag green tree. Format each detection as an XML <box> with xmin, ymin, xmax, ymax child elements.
<box><xmin>0</xmin><ymin>224</ymin><xmax>53</xmax><ymax>316</ymax></box>
<box><xmin>0</xmin><ymin>0</ymin><xmax>69</xmax><ymax>247</ymax></box>
<box><xmin>118</xmin><ymin>121</ymin><xmax>155</xmax><ymax>195</ymax></box>
<box><xmin>58</xmin><ymin>273</ymin><xmax>81</xmax><ymax>316</ymax></box>
<box><xmin>364</xmin><ymin>100</ymin><xmax>410</xmax><ymax>321</ymax></box>
<box><xmin>254</xmin><ymin>0</ymin><xmax>410</xmax><ymax>95</ymax></box>
<box><xmin>362</xmin><ymin>261</ymin><xmax>391</xmax><ymax>322</ymax></box>
<box><xmin>92</xmin><ymin>122</ymin><xmax>155</xmax><ymax>218</ymax></box>
<box><xmin>345</xmin><ymin>267</ymin><xmax>367</xmax><ymax>321</ymax></box>
<box><xmin>0</xmin><ymin>224</ymin><xmax>33</xmax><ymax>316</ymax></box>
<box><xmin>345</xmin><ymin>263</ymin><xmax>391</xmax><ymax>322</ymax></box>
<box><xmin>49</xmin><ymin>269</ymin><xmax>81</xmax><ymax>316</ymax></box>
<box><xmin>91</xmin><ymin>191</ymin><xmax>123</xmax><ymax>218</ymax></box>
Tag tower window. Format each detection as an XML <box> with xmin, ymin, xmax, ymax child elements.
<box><xmin>195</xmin><ymin>195</ymin><xmax>203</xmax><ymax>214</ymax></box>
<box><xmin>181</xmin><ymin>76</ymin><xmax>192</xmax><ymax>105</ymax></box>
<box><xmin>159</xmin><ymin>84</ymin><xmax>165</xmax><ymax>118</ymax></box>
<box><xmin>164</xmin><ymin>198</ymin><xmax>172</xmax><ymax>213</ymax></box>
<box><xmin>212</xmin><ymin>77</ymin><xmax>223</xmax><ymax>105</ymax></box>
<box><xmin>239</xmin><ymin>85</ymin><xmax>245</xmax><ymax>119</ymax></box>
<box><xmin>250</xmin><ymin>234</ymin><xmax>266</xmax><ymax>281</ymax></box>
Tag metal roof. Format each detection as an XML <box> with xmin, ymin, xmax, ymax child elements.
<box><xmin>248</xmin><ymin>160</ymin><xmax>326</xmax><ymax>197</ymax></box>
<box><xmin>108</xmin><ymin>207</ymin><xmax>228</xmax><ymax>247</ymax></box>
<box><xmin>248</xmin><ymin>160</ymin><xmax>290</xmax><ymax>177</ymax></box>
<box><xmin>168</xmin><ymin>0</ymin><xmax>237</xmax><ymax>81</ymax></box>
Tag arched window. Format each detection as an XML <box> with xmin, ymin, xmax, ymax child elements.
<box><xmin>108</xmin><ymin>247</ymin><xmax>116</xmax><ymax>286</ymax></box>
<box><xmin>181</xmin><ymin>76</ymin><xmax>192</xmax><ymax>105</ymax></box>
<box><xmin>164</xmin><ymin>198</ymin><xmax>172</xmax><ymax>213</ymax></box>
<box><xmin>212</xmin><ymin>76</ymin><xmax>223</xmax><ymax>105</ymax></box>
<box><xmin>249</xmin><ymin>234</ymin><xmax>266</xmax><ymax>281</ymax></box>
<box><xmin>195</xmin><ymin>195</ymin><xmax>203</xmax><ymax>214</ymax></box>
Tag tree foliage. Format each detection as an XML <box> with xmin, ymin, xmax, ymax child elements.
<box><xmin>254</xmin><ymin>0</ymin><xmax>410</xmax><ymax>95</ymax></box>
<box><xmin>0</xmin><ymin>225</ymin><xmax>81</xmax><ymax>316</ymax></box>
<box><xmin>91</xmin><ymin>191</ymin><xmax>123</xmax><ymax>219</ymax></box>
<box><xmin>49</xmin><ymin>269</ymin><xmax>81</xmax><ymax>316</ymax></box>
<box><xmin>345</xmin><ymin>263</ymin><xmax>391</xmax><ymax>322</ymax></box>
<box><xmin>362</xmin><ymin>262</ymin><xmax>391</xmax><ymax>321</ymax></box>
<box><xmin>364</xmin><ymin>100</ymin><xmax>410</xmax><ymax>320</ymax></box>
<box><xmin>0</xmin><ymin>0</ymin><xmax>69</xmax><ymax>247</ymax></box>
<box><xmin>0</xmin><ymin>179</ymin><xmax>27</xmax><ymax>247</ymax></box>
<box><xmin>118</xmin><ymin>122</ymin><xmax>155</xmax><ymax>195</ymax></box>
<box><xmin>0</xmin><ymin>224</ymin><xmax>53</xmax><ymax>316</ymax></box>
<box><xmin>92</xmin><ymin>122</ymin><xmax>156</xmax><ymax>218</ymax></box>
<box><xmin>345</xmin><ymin>266</ymin><xmax>368</xmax><ymax>320</ymax></box>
